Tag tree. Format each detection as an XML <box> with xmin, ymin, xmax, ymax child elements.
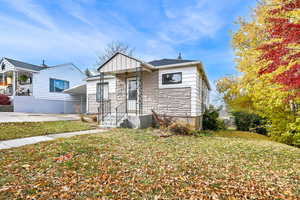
<box><xmin>84</xmin><ymin>69</ymin><xmax>92</xmax><ymax>77</ymax></box>
<box><xmin>218</xmin><ymin>0</ymin><xmax>300</xmax><ymax>147</ymax></box>
<box><xmin>257</xmin><ymin>0</ymin><xmax>300</xmax><ymax>98</ymax></box>
<box><xmin>96</xmin><ymin>41</ymin><xmax>135</xmax><ymax>65</ymax></box>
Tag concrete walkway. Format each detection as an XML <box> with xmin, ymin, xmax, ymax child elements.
<box><xmin>0</xmin><ymin>112</ymin><xmax>80</xmax><ymax>123</ymax></box>
<box><xmin>0</xmin><ymin>129</ymin><xmax>105</xmax><ymax>150</ymax></box>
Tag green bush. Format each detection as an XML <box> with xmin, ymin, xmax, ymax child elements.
<box><xmin>231</xmin><ymin>111</ymin><xmax>267</xmax><ymax>135</ymax></box>
<box><xmin>202</xmin><ymin>105</ymin><xmax>226</xmax><ymax>131</ymax></box>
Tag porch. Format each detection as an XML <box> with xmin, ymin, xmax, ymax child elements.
<box><xmin>97</xmin><ymin>53</ymin><xmax>155</xmax><ymax>127</ymax></box>
<box><xmin>0</xmin><ymin>70</ymin><xmax>33</xmax><ymax>96</ymax></box>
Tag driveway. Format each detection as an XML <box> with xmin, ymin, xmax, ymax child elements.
<box><xmin>0</xmin><ymin>112</ymin><xmax>80</xmax><ymax>123</ymax></box>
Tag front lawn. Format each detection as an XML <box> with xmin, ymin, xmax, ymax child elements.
<box><xmin>0</xmin><ymin>121</ymin><xmax>95</xmax><ymax>140</ymax></box>
<box><xmin>0</xmin><ymin>129</ymin><xmax>299</xmax><ymax>199</ymax></box>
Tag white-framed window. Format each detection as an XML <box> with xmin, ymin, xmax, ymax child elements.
<box><xmin>162</xmin><ymin>72</ymin><xmax>182</xmax><ymax>85</ymax></box>
<box><xmin>49</xmin><ymin>78</ymin><xmax>69</xmax><ymax>93</ymax></box>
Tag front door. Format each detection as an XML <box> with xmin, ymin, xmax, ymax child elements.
<box><xmin>127</xmin><ymin>77</ymin><xmax>138</xmax><ymax>112</ymax></box>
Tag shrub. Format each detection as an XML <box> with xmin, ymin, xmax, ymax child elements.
<box><xmin>168</xmin><ymin>121</ymin><xmax>193</xmax><ymax>135</ymax></box>
<box><xmin>231</xmin><ymin>111</ymin><xmax>267</xmax><ymax>135</ymax></box>
<box><xmin>202</xmin><ymin>105</ymin><xmax>226</xmax><ymax>131</ymax></box>
<box><xmin>80</xmin><ymin>114</ymin><xmax>88</xmax><ymax>123</ymax></box>
<box><xmin>0</xmin><ymin>94</ymin><xmax>10</xmax><ymax>105</ymax></box>
<box><xmin>92</xmin><ymin>115</ymin><xmax>98</xmax><ymax>122</ymax></box>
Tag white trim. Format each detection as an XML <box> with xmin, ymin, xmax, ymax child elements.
<box><xmin>127</xmin><ymin>76</ymin><xmax>139</xmax><ymax>112</ymax></box>
<box><xmin>154</xmin><ymin>61</ymin><xmax>201</xmax><ymax>69</ymax></box>
<box><xmin>86</xmin><ymin>75</ymin><xmax>115</xmax><ymax>81</ymax></box>
<box><xmin>155</xmin><ymin>62</ymin><xmax>211</xmax><ymax>90</ymax></box>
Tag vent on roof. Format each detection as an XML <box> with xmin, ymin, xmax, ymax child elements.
<box><xmin>42</xmin><ymin>59</ymin><xmax>47</xmax><ymax>67</ymax></box>
<box><xmin>178</xmin><ymin>52</ymin><xmax>182</xmax><ymax>60</ymax></box>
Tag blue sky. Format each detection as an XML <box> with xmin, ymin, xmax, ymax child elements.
<box><xmin>0</xmin><ymin>0</ymin><xmax>256</xmax><ymax>103</ymax></box>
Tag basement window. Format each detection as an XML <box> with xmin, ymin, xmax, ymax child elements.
<box><xmin>162</xmin><ymin>72</ymin><xmax>182</xmax><ymax>85</ymax></box>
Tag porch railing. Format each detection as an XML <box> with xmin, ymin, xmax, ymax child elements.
<box><xmin>115</xmin><ymin>101</ymin><xmax>126</xmax><ymax>126</ymax></box>
<box><xmin>0</xmin><ymin>88</ymin><xmax>12</xmax><ymax>96</ymax></box>
<box><xmin>98</xmin><ymin>100</ymin><xmax>111</xmax><ymax>123</ymax></box>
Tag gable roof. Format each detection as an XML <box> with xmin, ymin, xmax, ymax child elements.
<box><xmin>97</xmin><ymin>52</ymin><xmax>154</xmax><ymax>71</ymax></box>
<box><xmin>4</xmin><ymin>58</ymin><xmax>48</xmax><ymax>71</ymax></box>
<box><xmin>96</xmin><ymin>52</ymin><xmax>211</xmax><ymax>90</ymax></box>
<box><xmin>148</xmin><ymin>59</ymin><xmax>197</xmax><ymax>67</ymax></box>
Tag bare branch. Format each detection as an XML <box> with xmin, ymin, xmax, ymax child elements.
<box><xmin>96</xmin><ymin>41</ymin><xmax>135</xmax><ymax>66</ymax></box>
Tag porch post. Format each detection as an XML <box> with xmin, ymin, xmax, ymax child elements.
<box><xmin>1</xmin><ymin>72</ymin><xmax>4</xmax><ymax>87</ymax></box>
<box><xmin>125</xmin><ymin>72</ymin><xmax>128</xmax><ymax>114</ymax></box>
<box><xmin>12</xmin><ymin>71</ymin><xmax>16</xmax><ymax>96</ymax></box>
<box><xmin>135</xmin><ymin>67</ymin><xmax>138</xmax><ymax>116</ymax></box>
<box><xmin>138</xmin><ymin>66</ymin><xmax>143</xmax><ymax>115</ymax></box>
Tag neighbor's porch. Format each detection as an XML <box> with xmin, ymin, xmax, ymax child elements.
<box><xmin>0</xmin><ymin>70</ymin><xmax>34</xmax><ymax>96</ymax></box>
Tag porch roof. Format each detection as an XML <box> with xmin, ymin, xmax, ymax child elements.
<box><xmin>64</xmin><ymin>84</ymin><xmax>86</xmax><ymax>95</ymax></box>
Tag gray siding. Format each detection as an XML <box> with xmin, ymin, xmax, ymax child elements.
<box><xmin>158</xmin><ymin>87</ymin><xmax>191</xmax><ymax>116</ymax></box>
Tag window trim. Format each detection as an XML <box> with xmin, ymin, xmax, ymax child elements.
<box><xmin>162</xmin><ymin>72</ymin><xmax>182</xmax><ymax>85</ymax></box>
<box><xmin>49</xmin><ymin>78</ymin><xmax>70</xmax><ymax>93</ymax></box>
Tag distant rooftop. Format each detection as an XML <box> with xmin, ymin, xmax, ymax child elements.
<box><xmin>148</xmin><ymin>59</ymin><xmax>197</xmax><ymax>67</ymax></box>
<box><xmin>4</xmin><ymin>58</ymin><xmax>48</xmax><ymax>71</ymax></box>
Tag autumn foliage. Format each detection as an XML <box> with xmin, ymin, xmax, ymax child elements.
<box><xmin>258</xmin><ymin>0</ymin><xmax>300</xmax><ymax>95</ymax></box>
<box><xmin>218</xmin><ymin>0</ymin><xmax>300</xmax><ymax>146</ymax></box>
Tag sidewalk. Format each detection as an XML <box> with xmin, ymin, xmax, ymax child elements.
<box><xmin>0</xmin><ymin>129</ymin><xmax>106</xmax><ymax>150</ymax></box>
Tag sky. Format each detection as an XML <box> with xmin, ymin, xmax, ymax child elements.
<box><xmin>0</xmin><ymin>0</ymin><xmax>256</xmax><ymax>104</ymax></box>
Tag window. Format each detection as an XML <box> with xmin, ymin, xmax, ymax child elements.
<box><xmin>1</xmin><ymin>63</ymin><xmax>5</xmax><ymax>71</ymax></box>
<box><xmin>128</xmin><ymin>80</ymin><xmax>137</xmax><ymax>100</ymax></box>
<box><xmin>162</xmin><ymin>72</ymin><xmax>182</xmax><ymax>85</ymax></box>
<box><xmin>50</xmin><ymin>78</ymin><xmax>69</xmax><ymax>92</ymax></box>
<box><xmin>96</xmin><ymin>82</ymin><xmax>109</xmax><ymax>101</ymax></box>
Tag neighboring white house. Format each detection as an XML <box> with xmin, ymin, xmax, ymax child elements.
<box><xmin>82</xmin><ymin>52</ymin><xmax>210</xmax><ymax>129</ymax></box>
<box><xmin>0</xmin><ymin>58</ymin><xmax>86</xmax><ymax>114</ymax></box>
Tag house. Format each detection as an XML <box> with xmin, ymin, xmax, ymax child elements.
<box><xmin>85</xmin><ymin>52</ymin><xmax>210</xmax><ymax>129</ymax></box>
<box><xmin>0</xmin><ymin>58</ymin><xmax>86</xmax><ymax>114</ymax></box>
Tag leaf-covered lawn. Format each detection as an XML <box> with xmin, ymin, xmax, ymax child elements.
<box><xmin>0</xmin><ymin>121</ymin><xmax>95</xmax><ymax>140</ymax></box>
<box><xmin>0</xmin><ymin>129</ymin><xmax>299</xmax><ymax>199</ymax></box>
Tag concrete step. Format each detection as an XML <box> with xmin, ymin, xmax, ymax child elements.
<box><xmin>100</xmin><ymin>114</ymin><xmax>126</xmax><ymax>128</ymax></box>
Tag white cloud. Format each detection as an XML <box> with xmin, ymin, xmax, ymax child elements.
<box><xmin>3</xmin><ymin>0</ymin><xmax>58</xmax><ymax>31</ymax></box>
<box><xmin>160</xmin><ymin>0</ymin><xmax>226</xmax><ymax>44</ymax></box>
<box><xmin>0</xmin><ymin>0</ymin><xmax>248</xmax><ymax>70</ymax></box>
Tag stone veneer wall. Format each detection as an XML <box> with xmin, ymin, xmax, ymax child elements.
<box><xmin>89</xmin><ymin>72</ymin><xmax>192</xmax><ymax>119</ymax></box>
<box><xmin>115</xmin><ymin>72</ymin><xmax>159</xmax><ymax>114</ymax></box>
<box><xmin>115</xmin><ymin>74</ymin><xmax>127</xmax><ymax>107</ymax></box>
<box><xmin>88</xmin><ymin>93</ymin><xmax>116</xmax><ymax>114</ymax></box>
<box><xmin>158</xmin><ymin>87</ymin><xmax>191</xmax><ymax>116</ymax></box>
<box><xmin>142</xmin><ymin>71</ymin><xmax>159</xmax><ymax>114</ymax></box>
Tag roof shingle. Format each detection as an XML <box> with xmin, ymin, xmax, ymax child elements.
<box><xmin>148</xmin><ymin>59</ymin><xmax>196</xmax><ymax>67</ymax></box>
<box><xmin>5</xmin><ymin>58</ymin><xmax>48</xmax><ymax>71</ymax></box>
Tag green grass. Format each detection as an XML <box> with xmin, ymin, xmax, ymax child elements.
<box><xmin>0</xmin><ymin>129</ymin><xmax>299</xmax><ymax>199</ymax></box>
<box><xmin>0</xmin><ymin>121</ymin><xmax>95</xmax><ymax>140</ymax></box>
